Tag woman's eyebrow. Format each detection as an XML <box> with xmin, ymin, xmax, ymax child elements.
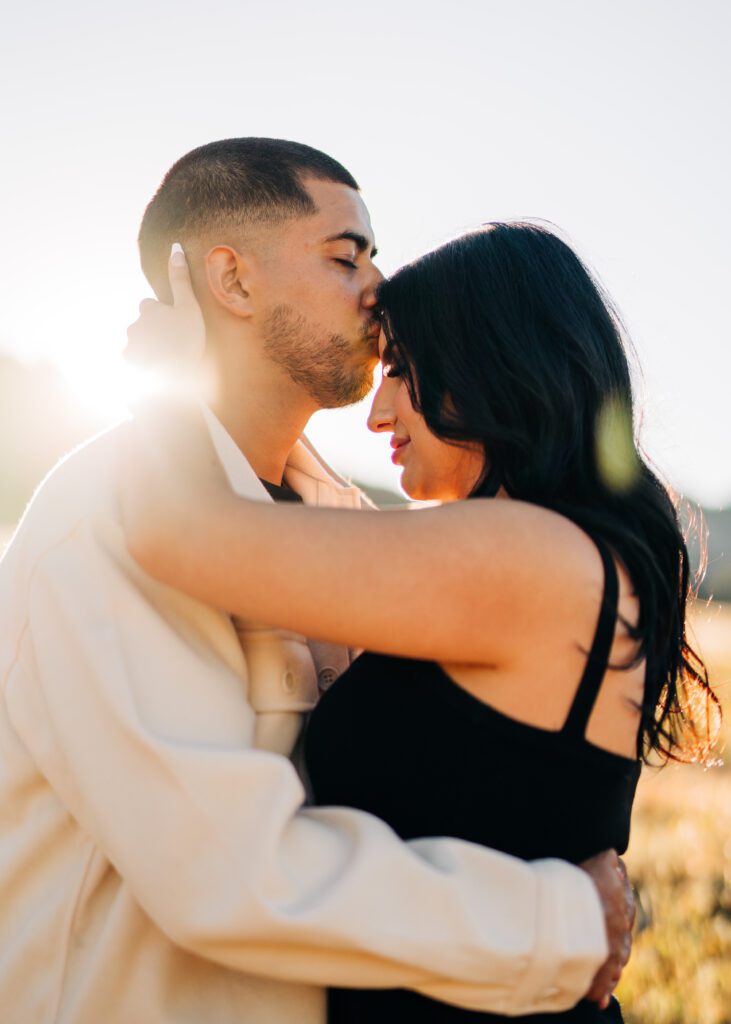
<box><xmin>323</xmin><ymin>230</ymin><xmax>378</xmax><ymax>259</ymax></box>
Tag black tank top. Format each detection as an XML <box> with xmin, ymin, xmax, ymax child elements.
<box><xmin>304</xmin><ymin>536</ymin><xmax>641</xmax><ymax>1023</ymax></box>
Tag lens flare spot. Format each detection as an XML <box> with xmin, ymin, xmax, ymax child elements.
<box><xmin>596</xmin><ymin>394</ymin><xmax>640</xmax><ymax>492</ymax></box>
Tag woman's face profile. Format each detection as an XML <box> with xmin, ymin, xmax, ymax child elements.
<box><xmin>367</xmin><ymin>332</ymin><xmax>485</xmax><ymax>502</ymax></box>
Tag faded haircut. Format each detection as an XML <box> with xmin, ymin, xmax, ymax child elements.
<box><xmin>138</xmin><ymin>137</ymin><xmax>359</xmax><ymax>293</ymax></box>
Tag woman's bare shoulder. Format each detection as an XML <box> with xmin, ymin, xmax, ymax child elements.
<box><xmin>449</xmin><ymin>497</ymin><xmax>605</xmax><ymax>586</ymax></box>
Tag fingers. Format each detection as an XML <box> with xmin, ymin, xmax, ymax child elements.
<box><xmin>126</xmin><ymin>312</ymin><xmax>176</xmax><ymax>365</ymax></box>
<box><xmin>585</xmin><ymin>958</ymin><xmax>619</xmax><ymax>1008</ymax></box>
<box><xmin>168</xmin><ymin>242</ymin><xmax>196</xmax><ymax>309</ymax></box>
<box><xmin>125</xmin><ymin>311</ymin><xmax>174</xmax><ymax>366</ymax></box>
<box><xmin>616</xmin><ymin>857</ymin><xmax>637</xmax><ymax>933</ymax></box>
<box><xmin>624</xmin><ymin>889</ymin><xmax>636</xmax><ymax>944</ymax></box>
<box><xmin>586</xmin><ymin>950</ymin><xmax>624</xmax><ymax>1006</ymax></box>
<box><xmin>124</xmin><ymin>244</ymin><xmax>206</xmax><ymax>373</ymax></box>
<box><xmin>580</xmin><ymin>848</ymin><xmax>635</xmax><ymax>1006</ymax></box>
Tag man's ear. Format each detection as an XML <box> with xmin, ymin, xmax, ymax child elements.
<box><xmin>204</xmin><ymin>246</ymin><xmax>256</xmax><ymax>318</ymax></box>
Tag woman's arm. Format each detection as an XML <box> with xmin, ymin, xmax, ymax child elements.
<box><xmin>5</xmin><ymin>519</ymin><xmax>615</xmax><ymax>1014</ymax></box>
<box><xmin>121</xmin><ymin>404</ymin><xmax>599</xmax><ymax>666</ymax></box>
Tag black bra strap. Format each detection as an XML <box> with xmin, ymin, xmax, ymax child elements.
<box><xmin>561</xmin><ymin>537</ymin><xmax>619</xmax><ymax>741</ymax></box>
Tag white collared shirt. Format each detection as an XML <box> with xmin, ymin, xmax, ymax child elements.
<box><xmin>0</xmin><ymin>414</ymin><xmax>607</xmax><ymax>1023</ymax></box>
<box><xmin>200</xmin><ymin>406</ymin><xmax>362</xmax><ymax>755</ymax></box>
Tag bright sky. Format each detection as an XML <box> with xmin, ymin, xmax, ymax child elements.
<box><xmin>1</xmin><ymin>0</ymin><xmax>729</xmax><ymax>506</ymax></box>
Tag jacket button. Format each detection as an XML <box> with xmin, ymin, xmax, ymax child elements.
<box><xmin>282</xmin><ymin>670</ymin><xmax>296</xmax><ymax>694</ymax></box>
<box><xmin>318</xmin><ymin>667</ymin><xmax>338</xmax><ymax>691</ymax></box>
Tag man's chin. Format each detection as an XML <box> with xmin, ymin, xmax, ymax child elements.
<box><xmin>347</xmin><ymin>361</ymin><xmax>378</xmax><ymax>405</ymax></box>
<box><xmin>321</xmin><ymin>375</ymin><xmax>374</xmax><ymax>410</ymax></box>
<box><xmin>317</xmin><ymin>356</ymin><xmax>376</xmax><ymax>409</ymax></box>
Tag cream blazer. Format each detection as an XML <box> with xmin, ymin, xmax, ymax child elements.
<box><xmin>0</xmin><ymin>413</ymin><xmax>607</xmax><ymax>1024</ymax></box>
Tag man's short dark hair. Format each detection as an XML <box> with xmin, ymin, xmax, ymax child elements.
<box><xmin>138</xmin><ymin>137</ymin><xmax>359</xmax><ymax>291</ymax></box>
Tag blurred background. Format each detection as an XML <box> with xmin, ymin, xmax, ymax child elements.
<box><xmin>1</xmin><ymin>1</ymin><xmax>729</xmax><ymax>1019</ymax></box>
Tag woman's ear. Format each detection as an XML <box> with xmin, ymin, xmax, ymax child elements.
<box><xmin>204</xmin><ymin>246</ymin><xmax>255</xmax><ymax>318</ymax></box>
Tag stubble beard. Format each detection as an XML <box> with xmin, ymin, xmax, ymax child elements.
<box><xmin>262</xmin><ymin>304</ymin><xmax>376</xmax><ymax>409</ymax></box>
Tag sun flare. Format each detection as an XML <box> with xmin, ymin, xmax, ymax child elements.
<box><xmin>59</xmin><ymin>354</ymin><xmax>166</xmax><ymax>422</ymax></box>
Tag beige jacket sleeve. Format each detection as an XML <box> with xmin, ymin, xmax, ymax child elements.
<box><xmin>5</xmin><ymin>517</ymin><xmax>607</xmax><ymax>1017</ymax></box>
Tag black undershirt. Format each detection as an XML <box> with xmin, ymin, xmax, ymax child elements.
<box><xmin>260</xmin><ymin>479</ymin><xmax>304</xmax><ymax>504</ymax></box>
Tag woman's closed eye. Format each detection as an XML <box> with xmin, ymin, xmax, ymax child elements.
<box><xmin>334</xmin><ymin>258</ymin><xmax>357</xmax><ymax>270</ymax></box>
<box><xmin>381</xmin><ymin>344</ymin><xmax>405</xmax><ymax>379</ymax></box>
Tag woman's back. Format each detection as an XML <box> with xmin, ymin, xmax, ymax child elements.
<box><xmin>305</xmin><ymin>535</ymin><xmax>641</xmax><ymax>1022</ymax></box>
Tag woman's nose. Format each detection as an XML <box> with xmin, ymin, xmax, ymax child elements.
<box><xmin>367</xmin><ymin>376</ymin><xmax>397</xmax><ymax>433</ymax></box>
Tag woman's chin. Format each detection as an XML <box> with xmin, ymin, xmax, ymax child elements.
<box><xmin>399</xmin><ymin>472</ymin><xmax>446</xmax><ymax>504</ymax></box>
<box><xmin>398</xmin><ymin>467</ymin><xmax>421</xmax><ymax>501</ymax></box>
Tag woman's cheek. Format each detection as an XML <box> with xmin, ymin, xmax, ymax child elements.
<box><xmin>394</xmin><ymin>382</ymin><xmax>418</xmax><ymax>425</ymax></box>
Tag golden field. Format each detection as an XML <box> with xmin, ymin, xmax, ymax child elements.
<box><xmin>619</xmin><ymin>602</ymin><xmax>731</xmax><ymax>1024</ymax></box>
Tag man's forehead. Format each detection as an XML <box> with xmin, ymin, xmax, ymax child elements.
<box><xmin>301</xmin><ymin>178</ymin><xmax>376</xmax><ymax>255</ymax></box>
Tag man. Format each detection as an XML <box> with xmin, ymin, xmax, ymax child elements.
<box><xmin>0</xmin><ymin>139</ymin><xmax>630</xmax><ymax>1023</ymax></box>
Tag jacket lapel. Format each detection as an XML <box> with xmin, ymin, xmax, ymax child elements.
<box><xmin>200</xmin><ymin>407</ymin><xmax>365</xmax><ymax>754</ymax></box>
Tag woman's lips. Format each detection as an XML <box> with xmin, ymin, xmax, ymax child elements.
<box><xmin>390</xmin><ymin>438</ymin><xmax>410</xmax><ymax>464</ymax></box>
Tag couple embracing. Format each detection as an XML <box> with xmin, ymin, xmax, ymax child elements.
<box><xmin>0</xmin><ymin>138</ymin><xmax>713</xmax><ymax>1023</ymax></box>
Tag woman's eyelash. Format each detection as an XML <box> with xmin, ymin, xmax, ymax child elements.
<box><xmin>334</xmin><ymin>258</ymin><xmax>357</xmax><ymax>269</ymax></box>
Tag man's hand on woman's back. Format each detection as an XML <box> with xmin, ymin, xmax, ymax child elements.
<box><xmin>580</xmin><ymin>850</ymin><xmax>635</xmax><ymax>1008</ymax></box>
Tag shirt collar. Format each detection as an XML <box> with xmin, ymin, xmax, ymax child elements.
<box><xmin>199</xmin><ymin>405</ymin><xmax>359</xmax><ymax>504</ymax></box>
<box><xmin>200</xmin><ymin>405</ymin><xmax>272</xmax><ymax>502</ymax></box>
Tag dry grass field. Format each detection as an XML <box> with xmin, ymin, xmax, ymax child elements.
<box><xmin>619</xmin><ymin>602</ymin><xmax>731</xmax><ymax>1024</ymax></box>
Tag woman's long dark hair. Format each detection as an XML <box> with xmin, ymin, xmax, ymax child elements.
<box><xmin>377</xmin><ymin>222</ymin><xmax>719</xmax><ymax>764</ymax></box>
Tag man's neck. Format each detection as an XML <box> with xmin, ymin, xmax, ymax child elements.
<box><xmin>206</xmin><ymin>355</ymin><xmax>317</xmax><ymax>486</ymax></box>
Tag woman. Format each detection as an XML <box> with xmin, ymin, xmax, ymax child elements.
<box><xmin>121</xmin><ymin>222</ymin><xmax>717</xmax><ymax>1022</ymax></box>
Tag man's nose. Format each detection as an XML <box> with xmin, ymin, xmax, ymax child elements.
<box><xmin>362</xmin><ymin>263</ymin><xmax>384</xmax><ymax>310</ymax></box>
<box><xmin>367</xmin><ymin>375</ymin><xmax>397</xmax><ymax>433</ymax></box>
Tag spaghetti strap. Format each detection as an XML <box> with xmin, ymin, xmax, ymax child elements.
<box><xmin>561</xmin><ymin>536</ymin><xmax>620</xmax><ymax>741</ymax></box>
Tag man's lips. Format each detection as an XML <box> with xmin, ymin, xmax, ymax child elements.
<box><xmin>365</xmin><ymin>323</ymin><xmax>381</xmax><ymax>355</ymax></box>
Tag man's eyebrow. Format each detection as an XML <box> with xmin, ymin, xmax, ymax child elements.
<box><xmin>323</xmin><ymin>231</ymin><xmax>378</xmax><ymax>259</ymax></box>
